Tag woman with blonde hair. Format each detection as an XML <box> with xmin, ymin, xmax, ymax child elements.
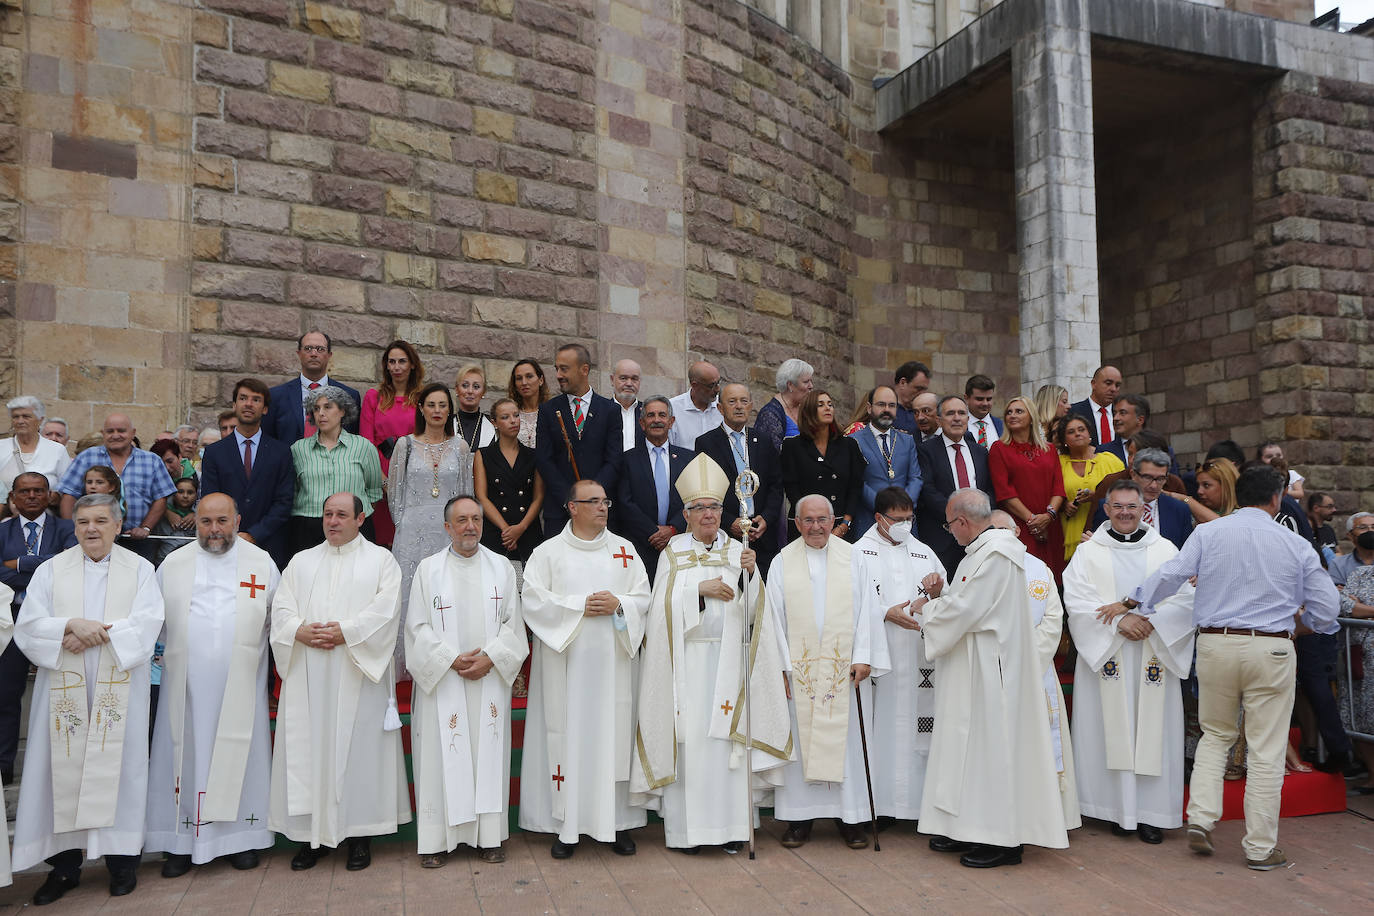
<box><xmin>989</xmin><ymin>396</ymin><xmax>1067</xmax><ymax>577</ymax></box>
<box><xmin>454</xmin><ymin>364</ymin><xmax>497</xmax><ymax>453</ymax></box>
<box><xmin>1033</xmin><ymin>384</ymin><xmax>1070</xmax><ymax>442</ymax></box>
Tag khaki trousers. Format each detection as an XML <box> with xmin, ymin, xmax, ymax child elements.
<box><xmin>1187</xmin><ymin>633</ymin><xmax>1295</xmax><ymax>860</ymax></box>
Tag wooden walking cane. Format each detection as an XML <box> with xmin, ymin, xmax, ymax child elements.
<box><xmin>734</xmin><ymin>467</ymin><xmax>761</xmax><ymax>859</ymax></box>
<box><xmin>853</xmin><ymin>681</ymin><xmax>881</xmax><ymax>851</ymax></box>
<box><xmin>555</xmin><ymin>411</ymin><xmax>580</xmax><ymax>480</ymax></box>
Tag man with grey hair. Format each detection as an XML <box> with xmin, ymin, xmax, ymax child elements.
<box><xmin>610</xmin><ymin>358</ymin><xmax>643</xmax><ymax>452</ymax></box>
<box><xmin>12</xmin><ymin>493</ymin><xmax>164</xmax><ymax>903</ymax></box>
<box><xmin>910</xmin><ymin>488</ymin><xmax>1069</xmax><ymax>868</ymax></box>
<box><xmin>1329</xmin><ymin>511</ymin><xmax>1374</xmax><ymax>587</ymax></box>
<box><xmin>262</xmin><ymin>330</ymin><xmax>361</xmax><ymax>442</ymax></box>
<box><xmin>174</xmin><ymin>425</ymin><xmax>200</xmax><ymax>467</ymax></box>
<box><xmin>1</xmin><ymin>396</ymin><xmax>72</xmax><ymax>509</ymax></box>
<box><xmin>41</xmin><ymin>417</ymin><xmax>70</xmax><ymax>449</ymax></box>
<box><xmin>616</xmin><ymin>397</ymin><xmax>691</xmax><ymax>579</ymax></box>
<box><xmin>668</xmin><ymin>361</ymin><xmax>723</xmax><ymax>450</ymax></box>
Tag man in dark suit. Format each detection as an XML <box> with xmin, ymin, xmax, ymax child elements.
<box><xmin>610</xmin><ymin>358</ymin><xmax>645</xmax><ymax>452</ymax></box>
<box><xmin>964</xmin><ymin>374</ymin><xmax>1003</xmax><ymax>449</ymax></box>
<box><xmin>849</xmin><ymin>385</ymin><xmax>921</xmax><ymax>538</ymax></box>
<box><xmin>261</xmin><ymin>330</ymin><xmax>361</xmax><ymax>442</ymax></box>
<box><xmin>201</xmin><ymin>377</ymin><xmax>296</xmax><ymax>569</ymax></box>
<box><xmin>1069</xmin><ymin>365</ymin><xmax>1122</xmax><ymax>447</ymax></box>
<box><xmin>0</xmin><ymin>472</ymin><xmax>76</xmax><ymax>783</ymax></box>
<box><xmin>915</xmin><ymin>396</ymin><xmax>995</xmax><ymax>576</ymax></box>
<box><xmin>1101</xmin><ymin>393</ymin><xmax>1151</xmax><ymax>466</ymax></box>
<box><xmin>535</xmin><ymin>343</ymin><xmax>624</xmax><ymax>534</ymax></box>
<box><xmin>694</xmin><ymin>382</ymin><xmax>783</xmax><ymax>574</ymax></box>
<box><xmin>615</xmin><ymin>397</ymin><xmax>690</xmax><ymax>579</ymax></box>
<box><xmin>1088</xmin><ymin>448</ymin><xmax>1192</xmax><ymax>551</ymax></box>
<box><xmin>892</xmin><ymin>360</ymin><xmax>930</xmax><ymax>437</ymax></box>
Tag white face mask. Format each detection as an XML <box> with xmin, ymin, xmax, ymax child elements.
<box><xmin>886</xmin><ymin>520</ymin><xmax>912</xmax><ymax>542</ymax></box>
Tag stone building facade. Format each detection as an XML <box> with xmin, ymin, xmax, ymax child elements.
<box><xmin>0</xmin><ymin>0</ymin><xmax>1371</xmax><ymax>505</ymax></box>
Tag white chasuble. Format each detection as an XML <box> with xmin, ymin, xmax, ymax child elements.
<box><xmin>519</xmin><ymin>523</ymin><xmax>651</xmax><ymax>845</ymax></box>
<box><xmin>1021</xmin><ymin>553</ymin><xmax>1081</xmax><ymax>830</ymax></box>
<box><xmin>147</xmin><ymin>540</ymin><xmax>278</xmax><ymax>861</ymax></box>
<box><xmin>767</xmin><ymin>536</ymin><xmax>890</xmax><ymax>822</ymax></box>
<box><xmin>630</xmin><ymin>531</ymin><xmax>792</xmax><ymax>848</ymax></box>
<box><xmin>0</xmin><ymin>580</ymin><xmax>12</xmax><ymax>886</ymax></box>
<box><xmin>851</xmin><ymin>528</ymin><xmax>945</xmax><ymax>819</ymax></box>
<box><xmin>12</xmin><ymin>546</ymin><xmax>163</xmax><ymax>869</ymax></box>
<box><xmin>917</xmin><ymin>529</ymin><xmax>1068</xmax><ymax>849</ymax></box>
<box><xmin>1063</xmin><ymin>525</ymin><xmax>1195</xmax><ymax>828</ymax></box>
<box><xmin>406</xmin><ymin>546</ymin><xmax>527</xmax><ymax>854</ymax></box>
<box><xmin>269</xmin><ymin>535</ymin><xmax>411</xmax><ymax>848</ymax></box>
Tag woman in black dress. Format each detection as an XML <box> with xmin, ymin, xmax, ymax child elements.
<box><xmin>780</xmin><ymin>389</ymin><xmax>866</xmax><ymax>542</ymax></box>
<box><xmin>474</xmin><ymin>398</ymin><xmax>544</xmax><ymax>578</ymax></box>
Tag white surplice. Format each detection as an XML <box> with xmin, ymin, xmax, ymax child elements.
<box><xmin>1064</xmin><ymin>525</ymin><xmax>1196</xmax><ymax>829</ymax></box>
<box><xmin>768</xmin><ymin>537</ymin><xmax>890</xmax><ymax>823</ymax></box>
<box><xmin>918</xmin><ymin>529</ymin><xmax>1068</xmax><ymax>849</ymax></box>
<box><xmin>851</xmin><ymin>527</ymin><xmax>945</xmax><ymax>819</ymax></box>
<box><xmin>269</xmin><ymin>535</ymin><xmax>411</xmax><ymax>847</ymax></box>
<box><xmin>406</xmin><ymin>546</ymin><xmax>528</xmax><ymax>854</ymax></box>
<box><xmin>0</xmin><ymin>579</ymin><xmax>12</xmax><ymax>886</ymax></box>
<box><xmin>630</xmin><ymin>531</ymin><xmax>792</xmax><ymax>847</ymax></box>
<box><xmin>1020</xmin><ymin>552</ymin><xmax>1081</xmax><ymax>830</ymax></box>
<box><xmin>519</xmin><ymin>523</ymin><xmax>651</xmax><ymax>845</ymax></box>
<box><xmin>12</xmin><ymin>546</ymin><xmax>164</xmax><ymax>869</ymax></box>
<box><xmin>146</xmin><ymin>541</ymin><xmax>279</xmax><ymax>862</ymax></box>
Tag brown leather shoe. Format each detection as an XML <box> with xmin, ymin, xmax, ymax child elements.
<box><xmin>477</xmin><ymin>846</ymin><xmax>506</xmax><ymax>864</ymax></box>
<box><xmin>780</xmin><ymin>820</ymin><xmax>812</xmax><ymax>848</ymax></box>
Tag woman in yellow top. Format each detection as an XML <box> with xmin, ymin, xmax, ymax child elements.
<box><xmin>1056</xmin><ymin>411</ymin><xmax>1124</xmax><ymax>561</ymax></box>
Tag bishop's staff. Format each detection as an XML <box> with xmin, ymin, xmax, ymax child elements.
<box><xmin>733</xmin><ymin>466</ymin><xmax>761</xmax><ymax>860</ymax></box>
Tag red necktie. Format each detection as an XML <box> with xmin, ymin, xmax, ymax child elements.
<box><xmin>304</xmin><ymin>381</ymin><xmax>321</xmax><ymax>437</ymax></box>
<box><xmin>976</xmin><ymin>419</ymin><xmax>987</xmax><ymax>447</ymax></box>
<box><xmin>952</xmin><ymin>442</ymin><xmax>970</xmax><ymax>488</ymax></box>
<box><xmin>1099</xmin><ymin>406</ymin><xmax>1111</xmax><ymax>444</ymax></box>
<box><xmin>1143</xmin><ymin>502</ymin><xmax>1154</xmax><ymax>527</ymax></box>
<box><xmin>242</xmin><ymin>438</ymin><xmax>253</xmax><ymax>480</ymax></box>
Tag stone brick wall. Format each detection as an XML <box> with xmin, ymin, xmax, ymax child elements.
<box><xmin>0</xmin><ymin>0</ymin><xmax>21</xmax><ymax>399</ymax></box>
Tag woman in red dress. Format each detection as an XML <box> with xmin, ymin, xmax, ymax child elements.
<box><xmin>989</xmin><ymin>395</ymin><xmax>1067</xmax><ymax>577</ymax></box>
<box><xmin>361</xmin><ymin>339</ymin><xmax>425</xmax><ymax>546</ymax></box>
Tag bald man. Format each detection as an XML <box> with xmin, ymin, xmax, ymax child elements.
<box><xmin>57</xmin><ymin>413</ymin><xmax>177</xmax><ymax>555</ymax></box>
<box><xmin>669</xmin><ymin>361</ymin><xmax>723</xmax><ymax>449</ymax></box>
<box><xmin>611</xmin><ymin>359</ymin><xmax>644</xmax><ymax>452</ymax></box>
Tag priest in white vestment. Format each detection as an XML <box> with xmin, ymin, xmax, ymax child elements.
<box><xmin>406</xmin><ymin>495</ymin><xmax>528</xmax><ymax>867</ymax></box>
<box><xmin>0</xmin><ymin>578</ymin><xmax>12</xmax><ymax>888</ymax></box>
<box><xmin>631</xmin><ymin>454</ymin><xmax>792</xmax><ymax>852</ymax></box>
<box><xmin>519</xmin><ymin>480</ymin><xmax>652</xmax><ymax>858</ymax></box>
<box><xmin>769</xmin><ymin>494</ymin><xmax>890</xmax><ymax>850</ymax></box>
<box><xmin>147</xmin><ymin>494</ymin><xmax>279</xmax><ymax>876</ymax></box>
<box><xmin>269</xmin><ymin>492</ymin><xmax>410</xmax><ymax>871</ymax></box>
<box><xmin>912</xmin><ymin>489</ymin><xmax>1068</xmax><ymax>868</ymax></box>
<box><xmin>12</xmin><ymin>493</ymin><xmax>163</xmax><ymax>904</ymax></box>
<box><xmin>852</xmin><ymin>486</ymin><xmax>945</xmax><ymax>824</ymax></box>
<box><xmin>1063</xmin><ymin>480</ymin><xmax>1195</xmax><ymax>843</ymax></box>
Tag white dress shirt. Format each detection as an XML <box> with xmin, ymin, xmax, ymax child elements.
<box><xmin>667</xmin><ymin>391</ymin><xmax>721</xmax><ymax>450</ymax></box>
<box><xmin>940</xmin><ymin>434</ymin><xmax>979</xmax><ymax>488</ymax></box>
<box><xmin>619</xmin><ymin>400</ymin><xmax>638</xmax><ymax>451</ymax></box>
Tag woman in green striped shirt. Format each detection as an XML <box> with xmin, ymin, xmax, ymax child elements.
<box><xmin>289</xmin><ymin>385</ymin><xmax>385</xmax><ymax>554</ymax></box>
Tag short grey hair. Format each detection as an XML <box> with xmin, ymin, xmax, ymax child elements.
<box><xmin>775</xmin><ymin>358</ymin><xmax>814</xmax><ymax>393</ymax></box>
<box><xmin>6</xmin><ymin>396</ymin><xmax>44</xmax><ymax>419</ymax></box>
<box><xmin>948</xmin><ymin>488</ymin><xmax>992</xmax><ymax>521</ymax></box>
<box><xmin>174</xmin><ymin>424</ymin><xmax>197</xmax><ymax>436</ymax></box>
<box><xmin>43</xmin><ymin>417</ymin><xmax>68</xmax><ymax>434</ymax></box>
<box><xmin>74</xmin><ymin>492</ymin><xmax>124</xmax><ymax>521</ymax></box>
<box><xmin>1347</xmin><ymin>512</ymin><xmax>1374</xmax><ymax>535</ymax></box>
<box><xmin>1133</xmin><ymin>448</ymin><xmax>1171</xmax><ymax>473</ymax></box>
<box><xmin>795</xmin><ymin>493</ymin><xmax>834</xmax><ymax>518</ymax></box>
<box><xmin>304</xmin><ymin>385</ymin><xmax>359</xmax><ymax>428</ymax></box>
<box><xmin>643</xmin><ymin>395</ymin><xmax>673</xmax><ymax>417</ymax></box>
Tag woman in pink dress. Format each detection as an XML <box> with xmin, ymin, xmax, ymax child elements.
<box><xmin>361</xmin><ymin>339</ymin><xmax>426</xmax><ymax>546</ymax></box>
<box><xmin>989</xmin><ymin>395</ymin><xmax>1067</xmax><ymax>578</ymax></box>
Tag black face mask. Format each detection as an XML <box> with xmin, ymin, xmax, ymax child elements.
<box><xmin>1358</xmin><ymin>531</ymin><xmax>1374</xmax><ymax>551</ymax></box>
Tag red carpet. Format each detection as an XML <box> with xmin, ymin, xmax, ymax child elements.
<box><xmin>1182</xmin><ymin>729</ymin><xmax>1348</xmax><ymax>820</ymax></box>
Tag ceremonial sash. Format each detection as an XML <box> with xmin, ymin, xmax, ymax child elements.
<box><xmin>49</xmin><ymin>545</ymin><xmax>139</xmax><ymax>832</ymax></box>
<box><xmin>159</xmin><ymin>542</ymin><xmax>272</xmax><ymax>824</ymax></box>
<box><xmin>780</xmin><ymin>539</ymin><xmax>853</xmax><ymax>783</ymax></box>
<box><xmin>427</xmin><ymin>550</ymin><xmax>508</xmax><ymax>827</ymax></box>
<box><xmin>1025</xmin><ymin>568</ymin><xmax>1065</xmax><ymax>774</ymax></box>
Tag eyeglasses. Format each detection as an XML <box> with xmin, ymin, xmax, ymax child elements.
<box><xmin>1107</xmin><ymin>503</ymin><xmax>1142</xmax><ymax>512</ymax></box>
<box><xmin>942</xmin><ymin>517</ymin><xmax>965</xmax><ymax>531</ymax></box>
<box><xmin>1135</xmin><ymin>472</ymin><xmax>1168</xmax><ymax>485</ymax></box>
<box><xmin>570</xmin><ymin>498</ymin><xmax>613</xmax><ymax>508</ymax></box>
<box><xmin>798</xmin><ymin>516</ymin><xmax>833</xmax><ymax>526</ymax></box>
<box><xmin>300</xmin><ymin>345</ymin><xmax>329</xmax><ymax>354</ymax></box>
<box><xmin>687</xmin><ymin>503</ymin><xmax>724</xmax><ymax>513</ymax></box>
<box><xmin>880</xmin><ymin>513</ymin><xmax>913</xmax><ymax>525</ymax></box>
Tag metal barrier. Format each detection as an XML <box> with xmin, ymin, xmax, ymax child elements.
<box><xmin>1339</xmin><ymin>617</ymin><xmax>1374</xmax><ymax>742</ymax></box>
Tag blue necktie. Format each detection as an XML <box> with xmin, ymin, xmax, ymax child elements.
<box><xmin>24</xmin><ymin>521</ymin><xmax>38</xmax><ymax>554</ymax></box>
<box><xmin>653</xmin><ymin>447</ymin><xmax>669</xmax><ymax>526</ymax></box>
<box><xmin>730</xmin><ymin>431</ymin><xmax>753</xmax><ymax>516</ymax></box>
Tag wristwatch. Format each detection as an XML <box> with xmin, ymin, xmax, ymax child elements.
<box><xmin>1121</xmin><ymin>596</ymin><xmax>1140</xmax><ymax>610</ymax></box>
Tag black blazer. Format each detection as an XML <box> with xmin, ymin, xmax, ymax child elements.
<box><xmin>261</xmin><ymin>377</ymin><xmax>362</xmax><ymax>442</ymax></box>
<box><xmin>534</xmin><ymin>391</ymin><xmax>624</xmax><ymax>527</ymax></box>
<box><xmin>200</xmin><ymin>432</ymin><xmax>295</xmax><ymax>570</ymax></box>
<box><xmin>780</xmin><ymin>434</ymin><xmax>866</xmax><ymax>537</ymax></box>
<box><xmin>1069</xmin><ymin>397</ymin><xmax>1112</xmax><ymax>446</ymax></box>
<box><xmin>694</xmin><ymin>425</ymin><xmax>783</xmax><ymax>538</ymax></box>
<box><xmin>615</xmin><ymin>442</ymin><xmax>691</xmax><ymax>579</ymax></box>
<box><xmin>0</xmin><ymin>512</ymin><xmax>77</xmax><ymax>606</ymax></box>
<box><xmin>915</xmin><ymin>435</ymin><xmax>995</xmax><ymax>573</ymax></box>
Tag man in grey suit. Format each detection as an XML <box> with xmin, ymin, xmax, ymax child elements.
<box><xmin>849</xmin><ymin>386</ymin><xmax>921</xmax><ymax>538</ymax></box>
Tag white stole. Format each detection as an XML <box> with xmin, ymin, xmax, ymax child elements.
<box><xmin>1024</xmin><ymin>569</ymin><xmax>1065</xmax><ymax>774</ymax></box>
<box><xmin>780</xmin><ymin>538</ymin><xmax>853</xmax><ymax>783</ymax></box>
<box><xmin>158</xmin><ymin>542</ymin><xmax>273</xmax><ymax>823</ymax></box>
<box><xmin>428</xmin><ymin>550</ymin><xmax>509</xmax><ymax>827</ymax></box>
<box><xmin>49</xmin><ymin>546</ymin><xmax>139</xmax><ymax>832</ymax></box>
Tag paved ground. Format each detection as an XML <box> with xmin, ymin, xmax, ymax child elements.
<box><xmin>2</xmin><ymin>806</ymin><xmax>1370</xmax><ymax>915</ymax></box>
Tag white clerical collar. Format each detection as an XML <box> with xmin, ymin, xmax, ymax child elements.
<box><xmin>562</xmin><ymin>523</ymin><xmax>608</xmax><ymax>550</ymax></box>
<box><xmin>1106</xmin><ymin>526</ymin><xmax>1148</xmax><ymax>544</ymax></box>
<box><xmin>804</xmin><ymin>542</ymin><xmax>828</xmax><ymax>556</ymax></box>
<box><xmin>447</xmin><ymin>547</ymin><xmax>480</xmax><ymax>564</ymax></box>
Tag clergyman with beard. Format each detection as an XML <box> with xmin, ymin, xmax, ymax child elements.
<box><xmin>848</xmin><ymin>385</ymin><xmax>922</xmax><ymax>537</ymax></box>
<box><xmin>146</xmin><ymin>493</ymin><xmax>279</xmax><ymax>876</ymax></box>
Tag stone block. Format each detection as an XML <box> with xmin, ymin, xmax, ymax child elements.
<box><xmin>461</xmin><ymin>232</ymin><xmax>526</xmax><ymax>265</ymax></box>
<box><xmin>393</xmin><ymin>0</ymin><xmax>448</xmax><ymax>31</ymax></box>
<box><xmin>270</xmin><ymin>133</ymin><xmax>334</xmax><ymax>169</ymax></box>
<box><xmin>195</xmin><ymin>191</ymin><xmax>291</xmax><ymax>232</ymax></box>
<box><xmin>287</xmin><ymin>274</ymin><xmax>365</xmax><ymax>311</ymax></box>
<box><xmin>270</xmin><ymin>63</ymin><xmax>332</xmax><ymax>103</ymax></box>
<box><xmin>415</xmin><ymin>161</ymin><xmax>474</xmax><ymax>196</ymax></box>
<box><xmin>304</xmin><ymin>2</ymin><xmax>363</xmax><ymax>43</ymax></box>
<box><xmin>194</xmin><ymin>11</ymin><xmax>230</xmax><ymax>48</ymax></box>
<box><xmin>370</xmin><ymin>118</ymin><xmax>452</xmax><ymax>160</ymax></box>
<box><xmin>232</xmin><ymin>18</ymin><xmax>311</xmax><ymax>62</ymax></box>
<box><xmin>475</xmin><ymin>170</ymin><xmax>518</xmax><ymax>204</ymax></box>
<box><xmin>196</xmin><ymin>48</ymin><xmax>267</xmax><ymax>88</ymax></box>
<box><xmin>313</xmin><ymin>38</ymin><xmax>387</xmax><ymax>80</ymax></box>
<box><xmin>472</xmin><ymin>296</ymin><xmax>538</xmax><ymax>330</ymax></box>
<box><xmin>386</xmin><ymin>188</ymin><xmax>431</xmax><ymax>219</ymax></box>
<box><xmin>238</xmin><ymin>160</ymin><xmax>313</xmax><ymax>202</ymax></box>
<box><xmin>193</xmin><ymin>226</ymin><xmax>223</xmax><ymax>260</ymax></box>
<box><xmin>314</xmin><ymin>173</ymin><xmax>385</xmax><ymax>212</ymax></box>
<box><xmin>291</xmin><ymin>205</ymin><xmax>361</xmax><ymax>242</ymax></box>
<box><xmin>403</xmin><ymin>93</ymin><xmax>473</xmax><ymax>132</ymax></box>
<box><xmin>60</xmin><ymin>364</ymin><xmax>135</xmax><ymax>402</ymax></box>
<box><xmin>192</xmin><ymin>263</ymin><xmax>286</xmax><ymax>302</ymax></box>
<box><xmin>437</xmin><ymin>261</ymin><xmax>496</xmax><ymax>292</ymax></box>
<box><xmin>224</xmin><ymin>229</ymin><xmax>304</xmax><ymax>270</ymax></box>
<box><xmin>312</xmin><ymin>313</ymin><xmax>389</xmax><ymax>347</ymax></box>
<box><xmin>333</xmin><ymin>75</ymin><xmax>402</xmax><ymax>115</ymax></box>
<box><xmin>335</xmin><ymin>143</ymin><xmax>414</xmax><ymax>183</ymax></box>
<box><xmin>225</xmin><ymin>89</ymin><xmax>306</xmax><ymax>131</ymax></box>
<box><xmin>203</xmin><ymin>0</ymin><xmax>289</xmax><ymax>24</ymax></box>
<box><xmin>387</xmin><ymin>59</ymin><xmax>455</xmax><ymax>98</ymax></box>
<box><xmin>472</xmin><ymin>108</ymin><xmax>516</xmax><ymax>142</ymax></box>
<box><xmin>384</xmin><ymin>252</ymin><xmax>437</xmax><ymax>288</ymax></box>
<box><xmin>305</xmin><ymin>242</ymin><xmax>383</xmax><ymax>281</ymax></box>
<box><xmin>367</xmin><ymin>284</ymin><xmax>423</xmax><ymax>317</ymax></box>
<box><xmin>222</xmin><ymin>301</ymin><xmax>301</xmax><ymax>337</ymax></box>
<box><xmin>496</xmin><ymin>267</ymin><xmax>556</xmax><ymax>300</ymax></box>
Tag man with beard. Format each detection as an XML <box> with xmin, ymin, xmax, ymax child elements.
<box><xmin>146</xmin><ymin>494</ymin><xmax>279</xmax><ymax>876</ymax></box>
<box><xmin>850</xmin><ymin>386</ymin><xmax>921</xmax><ymax>538</ymax></box>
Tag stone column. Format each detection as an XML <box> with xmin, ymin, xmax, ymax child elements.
<box><xmin>1012</xmin><ymin>0</ymin><xmax>1099</xmax><ymax>394</ymax></box>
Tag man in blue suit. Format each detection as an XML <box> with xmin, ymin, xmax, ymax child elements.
<box><xmin>963</xmin><ymin>374</ymin><xmax>1003</xmax><ymax>449</ymax></box>
<box><xmin>616</xmin><ymin>398</ymin><xmax>690</xmax><ymax>580</ymax></box>
<box><xmin>201</xmin><ymin>378</ymin><xmax>296</xmax><ymax>569</ymax></box>
<box><xmin>260</xmin><ymin>330</ymin><xmax>361</xmax><ymax>442</ymax></box>
<box><xmin>694</xmin><ymin>382</ymin><xmax>783</xmax><ymax>574</ymax></box>
<box><xmin>1089</xmin><ymin>449</ymin><xmax>1192</xmax><ymax>551</ymax></box>
<box><xmin>535</xmin><ymin>343</ymin><xmax>624</xmax><ymax>535</ymax></box>
<box><xmin>1068</xmin><ymin>365</ymin><xmax>1122</xmax><ymax>447</ymax></box>
<box><xmin>915</xmin><ymin>396</ymin><xmax>996</xmax><ymax>576</ymax></box>
<box><xmin>0</xmin><ymin>472</ymin><xmax>76</xmax><ymax>783</ymax></box>
<box><xmin>849</xmin><ymin>386</ymin><xmax>921</xmax><ymax>538</ymax></box>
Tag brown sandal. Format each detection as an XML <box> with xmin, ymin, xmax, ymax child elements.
<box><xmin>477</xmin><ymin>846</ymin><xmax>506</xmax><ymax>863</ymax></box>
<box><xmin>419</xmin><ymin>853</ymin><xmax>447</xmax><ymax>869</ymax></box>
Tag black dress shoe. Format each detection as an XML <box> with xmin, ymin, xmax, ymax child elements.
<box><xmin>109</xmin><ymin>870</ymin><xmax>138</xmax><ymax>897</ymax></box>
<box><xmin>676</xmin><ymin>845</ymin><xmax>702</xmax><ymax>855</ymax></box>
<box><xmin>780</xmin><ymin>820</ymin><xmax>812</xmax><ymax>848</ymax></box>
<box><xmin>32</xmin><ymin>872</ymin><xmax>80</xmax><ymax>906</ymax></box>
<box><xmin>550</xmin><ymin>839</ymin><xmax>577</xmax><ymax>859</ymax></box>
<box><xmin>875</xmin><ymin>815</ymin><xmax>896</xmax><ymax>833</ymax></box>
<box><xmin>611</xmin><ymin>830</ymin><xmax>637</xmax><ymax>856</ymax></box>
<box><xmin>161</xmin><ymin>853</ymin><xmax>192</xmax><ymax>878</ymax></box>
<box><xmin>290</xmin><ymin>844</ymin><xmax>327</xmax><ymax>870</ymax></box>
<box><xmin>1110</xmin><ymin>823</ymin><xmax>1133</xmax><ymax>837</ymax></box>
<box><xmin>1137</xmin><ymin>824</ymin><xmax>1163</xmax><ymax>845</ymax></box>
<box><xmin>229</xmin><ymin>849</ymin><xmax>260</xmax><ymax>870</ymax></box>
<box><xmin>837</xmin><ymin>822</ymin><xmax>870</xmax><ymax>850</ymax></box>
<box><xmin>959</xmin><ymin>844</ymin><xmax>1023</xmax><ymax>868</ymax></box>
<box><xmin>928</xmin><ymin>835</ymin><xmax>975</xmax><ymax>854</ymax></box>
<box><xmin>345</xmin><ymin>838</ymin><xmax>372</xmax><ymax>871</ymax></box>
